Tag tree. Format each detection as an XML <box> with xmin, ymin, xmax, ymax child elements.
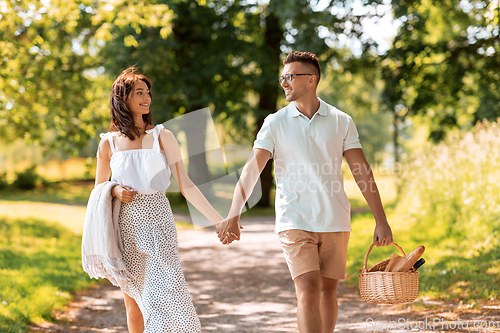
<box><xmin>100</xmin><ymin>0</ymin><xmax>253</xmax><ymax>185</ymax></box>
<box><xmin>0</xmin><ymin>0</ymin><xmax>173</xmax><ymax>155</ymax></box>
<box><xmin>381</xmin><ymin>0</ymin><xmax>500</xmax><ymax>155</ymax></box>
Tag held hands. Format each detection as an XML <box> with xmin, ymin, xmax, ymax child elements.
<box><xmin>112</xmin><ymin>185</ymin><xmax>138</xmax><ymax>203</ymax></box>
<box><xmin>216</xmin><ymin>215</ymin><xmax>243</xmax><ymax>245</ymax></box>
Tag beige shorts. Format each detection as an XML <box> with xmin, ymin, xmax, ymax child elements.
<box><xmin>278</xmin><ymin>229</ymin><xmax>350</xmax><ymax>280</ymax></box>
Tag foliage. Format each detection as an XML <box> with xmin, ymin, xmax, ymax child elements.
<box><xmin>100</xmin><ymin>0</ymin><xmax>258</xmax><ymax>185</ymax></box>
<box><xmin>347</xmin><ymin>119</ymin><xmax>500</xmax><ymax>302</ymax></box>
<box><xmin>397</xmin><ymin>119</ymin><xmax>500</xmax><ymax>248</ymax></box>
<box><xmin>239</xmin><ymin>0</ymin><xmax>391</xmax><ymax>204</ymax></box>
<box><xmin>0</xmin><ymin>0</ymin><xmax>173</xmax><ymax>155</ymax></box>
<box><xmin>319</xmin><ymin>61</ymin><xmax>392</xmax><ymax>163</ymax></box>
<box><xmin>11</xmin><ymin>165</ymin><xmax>46</xmax><ymax>190</ymax></box>
<box><xmin>0</xmin><ymin>217</ymin><xmax>94</xmax><ymax>330</ymax></box>
<box><xmin>2</xmin><ymin>0</ymin><xmax>398</xmax><ymax>205</ymax></box>
<box><xmin>0</xmin><ymin>173</ymin><xmax>8</xmax><ymax>190</ymax></box>
<box><xmin>102</xmin><ymin>0</ymin><xmax>252</xmax><ymax>126</ymax></box>
<box><xmin>398</xmin><ymin>118</ymin><xmax>500</xmax><ymax>300</ymax></box>
<box><xmin>36</xmin><ymin>157</ymin><xmax>96</xmax><ymax>183</ymax></box>
<box><xmin>381</xmin><ymin>0</ymin><xmax>500</xmax><ymax>142</ymax></box>
<box><xmin>486</xmin><ymin>0</ymin><xmax>500</xmax><ymax>26</ymax></box>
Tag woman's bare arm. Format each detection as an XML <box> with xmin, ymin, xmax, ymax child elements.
<box><xmin>95</xmin><ymin>138</ymin><xmax>113</xmax><ymax>186</ymax></box>
<box><xmin>95</xmin><ymin>137</ymin><xmax>137</xmax><ymax>203</ymax></box>
<box><xmin>159</xmin><ymin>128</ymin><xmax>224</xmax><ymax>226</ymax></box>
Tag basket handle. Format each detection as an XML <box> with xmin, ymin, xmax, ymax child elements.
<box><xmin>362</xmin><ymin>242</ymin><xmax>406</xmax><ymax>270</ymax></box>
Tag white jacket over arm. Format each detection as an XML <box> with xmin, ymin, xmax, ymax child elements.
<box><xmin>81</xmin><ymin>181</ymin><xmax>133</xmax><ymax>288</ymax></box>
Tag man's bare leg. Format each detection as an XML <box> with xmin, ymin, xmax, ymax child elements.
<box><xmin>320</xmin><ymin>277</ymin><xmax>339</xmax><ymax>333</ymax></box>
<box><xmin>294</xmin><ymin>270</ymin><xmax>322</xmax><ymax>333</ymax></box>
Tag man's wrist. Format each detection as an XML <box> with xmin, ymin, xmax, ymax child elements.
<box><xmin>374</xmin><ymin>218</ymin><xmax>389</xmax><ymax>225</ymax></box>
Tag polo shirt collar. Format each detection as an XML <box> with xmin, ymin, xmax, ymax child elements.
<box><xmin>289</xmin><ymin>97</ymin><xmax>328</xmax><ymax>117</ymax></box>
<box><xmin>289</xmin><ymin>103</ymin><xmax>302</xmax><ymax>117</ymax></box>
<box><xmin>317</xmin><ymin>98</ymin><xmax>328</xmax><ymax>116</ymax></box>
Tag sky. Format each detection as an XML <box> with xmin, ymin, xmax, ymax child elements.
<box><xmin>314</xmin><ymin>0</ymin><xmax>401</xmax><ymax>56</ymax></box>
<box><xmin>242</xmin><ymin>0</ymin><xmax>400</xmax><ymax>56</ymax></box>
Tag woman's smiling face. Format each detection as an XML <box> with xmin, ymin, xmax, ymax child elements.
<box><xmin>127</xmin><ymin>80</ymin><xmax>151</xmax><ymax>115</ymax></box>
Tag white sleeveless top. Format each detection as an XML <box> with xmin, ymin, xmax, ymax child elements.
<box><xmin>97</xmin><ymin>124</ymin><xmax>172</xmax><ymax>194</ymax></box>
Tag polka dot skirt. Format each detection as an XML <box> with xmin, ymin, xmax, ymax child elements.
<box><xmin>118</xmin><ymin>191</ymin><xmax>201</xmax><ymax>332</ymax></box>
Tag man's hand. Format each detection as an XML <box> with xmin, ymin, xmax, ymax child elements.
<box><xmin>112</xmin><ymin>185</ymin><xmax>138</xmax><ymax>203</ymax></box>
<box><xmin>373</xmin><ymin>220</ymin><xmax>393</xmax><ymax>247</ymax></box>
<box><xmin>216</xmin><ymin>215</ymin><xmax>243</xmax><ymax>245</ymax></box>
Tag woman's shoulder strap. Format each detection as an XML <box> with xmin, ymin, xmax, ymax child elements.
<box><xmin>145</xmin><ymin>124</ymin><xmax>164</xmax><ymax>134</ymax></box>
<box><xmin>99</xmin><ymin>131</ymin><xmax>119</xmax><ymax>139</ymax></box>
<box><xmin>97</xmin><ymin>132</ymin><xmax>117</xmax><ymax>156</ymax></box>
<box><xmin>151</xmin><ymin>124</ymin><xmax>164</xmax><ymax>152</ymax></box>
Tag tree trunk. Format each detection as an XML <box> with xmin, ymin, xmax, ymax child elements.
<box><xmin>255</xmin><ymin>12</ymin><xmax>282</xmax><ymax>207</ymax></box>
<box><xmin>183</xmin><ymin>107</ymin><xmax>211</xmax><ymax>187</ymax></box>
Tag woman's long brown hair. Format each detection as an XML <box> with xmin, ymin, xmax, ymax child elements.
<box><xmin>109</xmin><ymin>66</ymin><xmax>153</xmax><ymax>140</ymax></box>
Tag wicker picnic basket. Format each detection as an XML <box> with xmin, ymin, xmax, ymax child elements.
<box><xmin>358</xmin><ymin>242</ymin><xmax>419</xmax><ymax>304</ymax></box>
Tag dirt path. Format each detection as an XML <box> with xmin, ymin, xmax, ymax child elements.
<box><xmin>31</xmin><ymin>216</ymin><xmax>500</xmax><ymax>332</ymax></box>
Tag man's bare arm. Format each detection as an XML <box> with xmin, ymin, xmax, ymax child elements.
<box><xmin>344</xmin><ymin>148</ymin><xmax>393</xmax><ymax>246</ymax></box>
<box><xmin>217</xmin><ymin>148</ymin><xmax>271</xmax><ymax>244</ymax></box>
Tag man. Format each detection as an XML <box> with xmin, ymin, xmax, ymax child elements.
<box><xmin>218</xmin><ymin>51</ymin><xmax>393</xmax><ymax>333</ymax></box>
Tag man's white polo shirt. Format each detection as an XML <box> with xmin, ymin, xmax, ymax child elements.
<box><xmin>253</xmin><ymin>98</ymin><xmax>362</xmax><ymax>233</ymax></box>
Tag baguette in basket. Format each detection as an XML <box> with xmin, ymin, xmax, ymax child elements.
<box><xmin>384</xmin><ymin>245</ymin><xmax>425</xmax><ymax>272</ymax></box>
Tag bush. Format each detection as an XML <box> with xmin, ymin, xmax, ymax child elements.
<box><xmin>12</xmin><ymin>166</ymin><xmax>40</xmax><ymax>190</ymax></box>
<box><xmin>166</xmin><ymin>192</ymin><xmax>188</xmax><ymax>212</ymax></box>
<box><xmin>0</xmin><ymin>173</ymin><xmax>9</xmax><ymax>190</ymax></box>
<box><xmin>396</xmin><ymin>119</ymin><xmax>500</xmax><ymax>248</ymax></box>
<box><xmin>392</xmin><ymin>119</ymin><xmax>500</xmax><ymax>300</ymax></box>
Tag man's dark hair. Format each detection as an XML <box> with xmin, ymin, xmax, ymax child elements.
<box><xmin>283</xmin><ymin>51</ymin><xmax>321</xmax><ymax>84</ymax></box>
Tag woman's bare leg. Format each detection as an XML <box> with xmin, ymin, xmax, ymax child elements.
<box><xmin>123</xmin><ymin>292</ymin><xmax>144</xmax><ymax>333</ymax></box>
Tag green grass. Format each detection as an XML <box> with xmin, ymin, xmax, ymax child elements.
<box><xmin>0</xmin><ymin>180</ymin><xmax>278</xmax><ymax>218</ymax></box>
<box><xmin>0</xmin><ymin>181</ymin><xmax>93</xmax><ymax>206</ymax></box>
<box><xmin>0</xmin><ymin>217</ymin><xmax>94</xmax><ymax>332</ymax></box>
<box><xmin>0</xmin><ymin>200</ymin><xmax>87</xmax><ymax>235</ymax></box>
<box><xmin>347</xmin><ymin>210</ymin><xmax>500</xmax><ymax>304</ymax></box>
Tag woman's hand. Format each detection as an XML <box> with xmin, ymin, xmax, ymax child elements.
<box><xmin>216</xmin><ymin>215</ymin><xmax>243</xmax><ymax>245</ymax></box>
<box><xmin>112</xmin><ymin>185</ymin><xmax>138</xmax><ymax>203</ymax></box>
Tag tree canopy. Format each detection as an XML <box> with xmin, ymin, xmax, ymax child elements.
<box><xmin>1</xmin><ymin>0</ymin><xmax>498</xmax><ymax>200</ymax></box>
<box><xmin>381</xmin><ymin>0</ymin><xmax>500</xmax><ymax>143</ymax></box>
<box><xmin>0</xmin><ymin>0</ymin><xmax>173</xmax><ymax>154</ymax></box>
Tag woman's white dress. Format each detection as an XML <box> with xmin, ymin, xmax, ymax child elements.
<box><xmin>98</xmin><ymin>124</ymin><xmax>201</xmax><ymax>332</ymax></box>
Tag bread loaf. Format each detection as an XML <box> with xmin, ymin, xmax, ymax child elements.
<box><xmin>384</xmin><ymin>245</ymin><xmax>425</xmax><ymax>272</ymax></box>
<box><xmin>397</xmin><ymin>245</ymin><xmax>425</xmax><ymax>272</ymax></box>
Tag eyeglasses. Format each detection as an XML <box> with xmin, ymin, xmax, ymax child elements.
<box><xmin>278</xmin><ymin>73</ymin><xmax>313</xmax><ymax>84</ymax></box>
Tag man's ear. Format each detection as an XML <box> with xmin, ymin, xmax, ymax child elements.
<box><xmin>309</xmin><ymin>75</ymin><xmax>318</xmax><ymax>86</ymax></box>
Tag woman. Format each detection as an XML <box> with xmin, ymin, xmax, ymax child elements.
<box><xmin>95</xmin><ymin>67</ymin><xmax>234</xmax><ymax>332</ymax></box>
